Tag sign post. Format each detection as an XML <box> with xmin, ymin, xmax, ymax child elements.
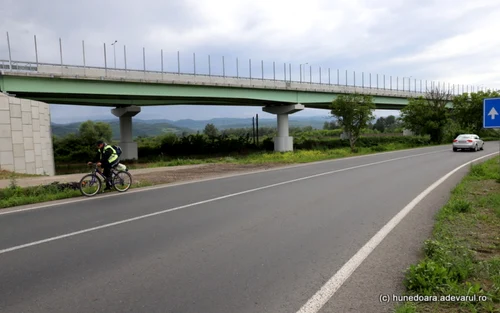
<box><xmin>483</xmin><ymin>98</ymin><xmax>500</xmax><ymax>170</ymax></box>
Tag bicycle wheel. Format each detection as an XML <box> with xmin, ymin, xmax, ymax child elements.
<box><xmin>79</xmin><ymin>174</ymin><xmax>102</xmax><ymax>196</ymax></box>
<box><xmin>112</xmin><ymin>170</ymin><xmax>132</xmax><ymax>192</ymax></box>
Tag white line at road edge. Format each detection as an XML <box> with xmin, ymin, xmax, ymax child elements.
<box><xmin>0</xmin><ymin>149</ymin><xmax>448</xmax><ymax>255</ymax></box>
<box><xmin>0</xmin><ymin>146</ymin><xmax>451</xmax><ymax>216</ymax></box>
<box><xmin>295</xmin><ymin>151</ymin><xmax>499</xmax><ymax>313</ymax></box>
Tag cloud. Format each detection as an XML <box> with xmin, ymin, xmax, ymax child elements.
<box><xmin>1</xmin><ymin>0</ymin><xmax>499</xmax><ymax>122</ymax></box>
<box><xmin>381</xmin><ymin>0</ymin><xmax>500</xmax><ymax>87</ymax></box>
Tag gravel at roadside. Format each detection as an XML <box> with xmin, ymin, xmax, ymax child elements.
<box><xmin>0</xmin><ymin>163</ymin><xmax>288</xmax><ymax>189</ymax></box>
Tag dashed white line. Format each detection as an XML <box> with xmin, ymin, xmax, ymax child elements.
<box><xmin>0</xmin><ymin>145</ymin><xmax>449</xmax><ymax>216</ymax></box>
<box><xmin>0</xmin><ymin>149</ymin><xmax>447</xmax><ymax>255</ymax></box>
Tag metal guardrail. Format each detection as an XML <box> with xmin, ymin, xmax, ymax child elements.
<box><xmin>0</xmin><ymin>62</ymin><xmax>37</xmax><ymax>71</ymax></box>
<box><xmin>1</xmin><ymin>31</ymin><xmax>495</xmax><ymax>96</ymax></box>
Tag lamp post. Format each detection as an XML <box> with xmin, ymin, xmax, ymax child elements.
<box><xmin>111</xmin><ymin>40</ymin><xmax>117</xmax><ymax>68</ymax></box>
<box><xmin>300</xmin><ymin>63</ymin><xmax>308</xmax><ymax>83</ymax></box>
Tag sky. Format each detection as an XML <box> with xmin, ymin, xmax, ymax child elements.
<box><xmin>1</xmin><ymin>0</ymin><xmax>499</xmax><ymax>123</ymax></box>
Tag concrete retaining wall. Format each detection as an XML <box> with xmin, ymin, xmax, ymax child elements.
<box><xmin>0</xmin><ymin>93</ymin><xmax>55</xmax><ymax>176</ymax></box>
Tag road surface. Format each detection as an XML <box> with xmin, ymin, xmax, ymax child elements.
<box><xmin>0</xmin><ymin>145</ymin><xmax>496</xmax><ymax>313</ymax></box>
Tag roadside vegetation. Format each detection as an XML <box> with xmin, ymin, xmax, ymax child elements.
<box><xmin>0</xmin><ymin>179</ymin><xmax>155</xmax><ymax>209</ymax></box>
<box><xmin>0</xmin><ymin>86</ymin><xmax>498</xmax><ymax>209</ymax></box>
<box><xmin>1</xmin><ymin>143</ymin><xmax>438</xmax><ymax>209</ymax></box>
<box><xmin>394</xmin><ymin>156</ymin><xmax>500</xmax><ymax>313</ymax></box>
<box><xmin>51</xmin><ymin>87</ymin><xmax>498</xmax><ymax>175</ymax></box>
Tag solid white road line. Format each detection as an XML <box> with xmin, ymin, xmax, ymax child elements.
<box><xmin>0</xmin><ymin>149</ymin><xmax>448</xmax><ymax>255</ymax></box>
<box><xmin>0</xmin><ymin>146</ymin><xmax>450</xmax><ymax>216</ymax></box>
<box><xmin>295</xmin><ymin>151</ymin><xmax>498</xmax><ymax>313</ymax></box>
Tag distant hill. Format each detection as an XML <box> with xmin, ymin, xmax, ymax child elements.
<box><xmin>147</xmin><ymin>116</ymin><xmax>333</xmax><ymax>130</ymax></box>
<box><xmin>51</xmin><ymin>115</ymin><xmax>335</xmax><ymax>138</ymax></box>
<box><xmin>51</xmin><ymin>120</ymin><xmax>193</xmax><ymax>140</ymax></box>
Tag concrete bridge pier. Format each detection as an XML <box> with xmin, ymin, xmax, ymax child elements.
<box><xmin>111</xmin><ymin>105</ymin><xmax>141</xmax><ymax>160</ymax></box>
<box><xmin>263</xmin><ymin>104</ymin><xmax>305</xmax><ymax>152</ymax></box>
<box><xmin>403</xmin><ymin>129</ymin><xmax>414</xmax><ymax>136</ymax></box>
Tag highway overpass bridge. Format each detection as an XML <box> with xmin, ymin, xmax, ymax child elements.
<box><xmin>0</xmin><ymin>38</ymin><xmax>476</xmax><ymax>176</ymax></box>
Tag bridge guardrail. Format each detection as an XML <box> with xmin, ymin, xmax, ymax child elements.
<box><xmin>0</xmin><ymin>59</ymin><xmax>430</xmax><ymax>98</ymax></box>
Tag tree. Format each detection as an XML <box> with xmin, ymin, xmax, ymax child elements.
<box><xmin>452</xmin><ymin>90</ymin><xmax>500</xmax><ymax>133</ymax></box>
<box><xmin>384</xmin><ymin>115</ymin><xmax>398</xmax><ymax>132</ymax></box>
<box><xmin>203</xmin><ymin>123</ymin><xmax>219</xmax><ymax>138</ymax></box>
<box><xmin>329</xmin><ymin>93</ymin><xmax>375</xmax><ymax>152</ymax></box>
<box><xmin>323</xmin><ymin>120</ymin><xmax>339</xmax><ymax>130</ymax></box>
<box><xmin>79</xmin><ymin>120</ymin><xmax>113</xmax><ymax>145</ymax></box>
<box><xmin>373</xmin><ymin>115</ymin><xmax>400</xmax><ymax>133</ymax></box>
<box><xmin>373</xmin><ymin>117</ymin><xmax>386</xmax><ymax>133</ymax></box>
<box><xmin>399</xmin><ymin>87</ymin><xmax>452</xmax><ymax>143</ymax></box>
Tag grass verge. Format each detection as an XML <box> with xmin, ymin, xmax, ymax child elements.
<box><xmin>3</xmin><ymin>143</ymin><xmax>440</xmax><ymax>209</ymax></box>
<box><xmin>55</xmin><ymin>142</ymin><xmax>447</xmax><ymax>174</ymax></box>
<box><xmin>0</xmin><ymin>179</ymin><xmax>155</xmax><ymax>209</ymax></box>
<box><xmin>394</xmin><ymin>156</ymin><xmax>500</xmax><ymax>313</ymax></box>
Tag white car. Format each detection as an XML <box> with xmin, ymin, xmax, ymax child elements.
<box><xmin>452</xmin><ymin>134</ymin><xmax>484</xmax><ymax>152</ymax></box>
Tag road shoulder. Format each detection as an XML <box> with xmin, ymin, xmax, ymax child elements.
<box><xmin>317</xmin><ymin>164</ymin><xmax>471</xmax><ymax>313</ymax></box>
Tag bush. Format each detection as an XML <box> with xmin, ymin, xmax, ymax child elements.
<box><xmin>404</xmin><ymin>236</ymin><xmax>477</xmax><ymax>297</ymax></box>
<box><xmin>446</xmin><ymin>199</ymin><xmax>473</xmax><ymax>213</ymax></box>
<box><xmin>53</xmin><ymin>123</ymin><xmax>434</xmax><ymax>165</ymax></box>
<box><xmin>55</xmin><ymin>132</ymin><xmax>434</xmax><ymax>164</ymax></box>
<box><xmin>404</xmin><ymin>259</ymin><xmax>454</xmax><ymax>295</ymax></box>
<box><xmin>294</xmin><ymin>135</ymin><xmax>431</xmax><ymax>150</ymax></box>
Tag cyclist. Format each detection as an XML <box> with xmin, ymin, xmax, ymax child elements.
<box><xmin>87</xmin><ymin>140</ymin><xmax>120</xmax><ymax>191</ymax></box>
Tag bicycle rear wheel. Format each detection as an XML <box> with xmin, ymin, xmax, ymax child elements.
<box><xmin>112</xmin><ymin>171</ymin><xmax>132</xmax><ymax>192</ymax></box>
<box><xmin>79</xmin><ymin>174</ymin><xmax>101</xmax><ymax>196</ymax></box>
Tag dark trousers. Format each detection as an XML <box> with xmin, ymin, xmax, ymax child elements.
<box><xmin>102</xmin><ymin>159</ymin><xmax>119</xmax><ymax>187</ymax></box>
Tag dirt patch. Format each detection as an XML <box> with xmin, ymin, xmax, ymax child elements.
<box><xmin>131</xmin><ymin>163</ymin><xmax>289</xmax><ymax>185</ymax></box>
<box><xmin>468</xmin><ymin>180</ymin><xmax>500</xmax><ymax>197</ymax></box>
<box><xmin>473</xmin><ymin>221</ymin><xmax>500</xmax><ymax>261</ymax></box>
<box><xmin>0</xmin><ymin>170</ymin><xmax>38</xmax><ymax>180</ymax></box>
<box><xmin>473</xmin><ymin>213</ymin><xmax>500</xmax><ymax>261</ymax></box>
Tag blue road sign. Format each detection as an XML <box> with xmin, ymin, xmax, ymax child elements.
<box><xmin>484</xmin><ymin>98</ymin><xmax>500</xmax><ymax>128</ymax></box>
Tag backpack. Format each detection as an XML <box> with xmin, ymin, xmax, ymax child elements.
<box><xmin>112</xmin><ymin>145</ymin><xmax>122</xmax><ymax>156</ymax></box>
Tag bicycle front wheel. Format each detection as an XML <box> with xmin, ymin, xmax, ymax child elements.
<box><xmin>112</xmin><ymin>171</ymin><xmax>132</xmax><ymax>192</ymax></box>
<box><xmin>79</xmin><ymin>174</ymin><xmax>102</xmax><ymax>196</ymax></box>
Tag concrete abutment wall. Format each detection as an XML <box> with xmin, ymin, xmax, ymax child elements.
<box><xmin>0</xmin><ymin>93</ymin><xmax>55</xmax><ymax>176</ymax></box>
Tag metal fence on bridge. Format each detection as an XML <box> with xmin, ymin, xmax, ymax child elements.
<box><xmin>0</xmin><ymin>31</ymin><xmax>493</xmax><ymax>96</ymax></box>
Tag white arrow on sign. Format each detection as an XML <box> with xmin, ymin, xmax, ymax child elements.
<box><xmin>489</xmin><ymin>107</ymin><xmax>499</xmax><ymax>120</ymax></box>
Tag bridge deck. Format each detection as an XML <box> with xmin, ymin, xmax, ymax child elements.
<box><xmin>0</xmin><ymin>60</ymin><xmax>425</xmax><ymax>100</ymax></box>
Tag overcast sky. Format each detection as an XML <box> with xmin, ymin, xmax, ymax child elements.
<box><xmin>1</xmin><ymin>0</ymin><xmax>499</xmax><ymax>123</ymax></box>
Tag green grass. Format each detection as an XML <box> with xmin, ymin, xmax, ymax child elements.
<box><xmin>0</xmin><ymin>179</ymin><xmax>155</xmax><ymax>209</ymax></box>
<box><xmin>56</xmin><ymin>142</ymin><xmax>448</xmax><ymax>175</ymax></box>
<box><xmin>394</xmin><ymin>156</ymin><xmax>500</xmax><ymax>313</ymax></box>
<box><xmin>141</xmin><ymin>142</ymin><xmax>448</xmax><ymax>167</ymax></box>
<box><xmin>54</xmin><ymin>138</ymin><xmax>450</xmax><ymax>175</ymax></box>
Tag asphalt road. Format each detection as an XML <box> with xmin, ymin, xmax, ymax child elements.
<box><xmin>0</xmin><ymin>145</ymin><xmax>496</xmax><ymax>313</ymax></box>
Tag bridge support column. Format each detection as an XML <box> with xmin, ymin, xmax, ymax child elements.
<box><xmin>403</xmin><ymin>129</ymin><xmax>414</xmax><ymax>136</ymax></box>
<box><xmin>111</xmin><ymin>105</ymin><xmax>141</xmax><ymax>160</ymax></box>
<box><xmin>263</xmin><ymin>104</ymin><xmax>305</xmax><ymax>152</ymax></box>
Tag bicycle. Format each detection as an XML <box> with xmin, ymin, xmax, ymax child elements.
<box><xmin>79</xmin><ymin>163</ymin><xmax>132</xmax><ymax>197</ymax></box>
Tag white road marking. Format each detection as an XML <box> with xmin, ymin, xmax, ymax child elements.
<box><xmin>0</xmin><ymin>146</ymin><xmax>451</xmax><ymax>216</ymax></box>
<box><xmin>0</xmin><ymin>149</ymin><xmax>449</xmax><ymax>255</ymax></box>
<box><xmin>295</xmin><ymin>151</ymin><xmax>498</xmax><ymax>313</ymax></box>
